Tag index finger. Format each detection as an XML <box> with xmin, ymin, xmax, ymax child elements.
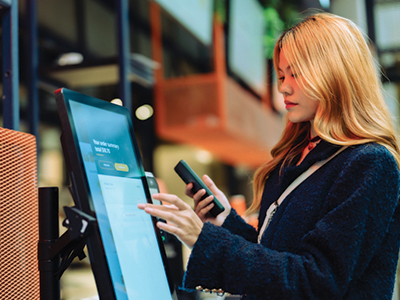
<box><xmin>152</xmin><ymin>193</ymin><xmax>190</xmax><ymax>211</ymax></box>
<box><xmin>185</xmin><ymin>183</ymin><xmax>194</xmax><ymax>197</ymax></box>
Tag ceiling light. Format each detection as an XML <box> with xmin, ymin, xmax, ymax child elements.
<box><xmin>135</xmin><ymin>104</ymin><xmax>154</xmax><ymax>121</ymax></box>
<box><xmin>57</xmin><ymin>52</ymin><xmax>84</xmax><ymax>66</ymax></box>
<box><xmin>111</xmin><ymin>98</ymin><xmax>123</xmax><ymax>106</ymax></box>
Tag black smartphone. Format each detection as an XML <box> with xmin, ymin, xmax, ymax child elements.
<box><xmin>145</xmin><ymin>171</ymin><xmax>169</xmax><ymax>241</ymax></box>
<box><xmin>145</xmin><ymin>171</ymin><xmax>162</xmax><ymax>205</ymax></box>
<box><xmin>174</xmin><ymin>160</ymin><xmax>225</xmax><ymax>217</ymax></box>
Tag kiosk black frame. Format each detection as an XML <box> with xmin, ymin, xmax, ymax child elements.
<box><xmin>52</xmin><ymin>88</ymin><xmax>177</xmax><ymax>300</ymax></box>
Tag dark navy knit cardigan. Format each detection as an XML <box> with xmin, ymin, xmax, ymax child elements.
<box><xmin>182</xmin><ymin>141</ymin><xmax>400</xmax><ymax>300</ymax></box>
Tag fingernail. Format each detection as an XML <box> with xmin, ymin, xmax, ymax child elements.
<box><xmin>145</xmin><ymin>207</ymin><xmax>153</xmax><ymax>213</ymax></box>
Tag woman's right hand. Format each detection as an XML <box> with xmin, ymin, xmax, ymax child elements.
<box><xmin>185</xmin><ymin>174</ymin><xmax>231</xmax><ymax>226</ymax></box>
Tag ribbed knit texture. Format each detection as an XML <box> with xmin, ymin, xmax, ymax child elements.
<box><xmin>182</xmin><ymin>142</ymin><xmax>400</xmax><ymax>300</ymax></box>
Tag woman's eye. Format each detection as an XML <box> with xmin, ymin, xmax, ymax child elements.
<box><xmin>278</xmin><ymin>77</ymin><xmax>284</xmax><ymax>81</ymax></box>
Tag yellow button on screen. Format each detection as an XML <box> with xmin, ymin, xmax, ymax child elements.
<box><xmin>114</xmin><ymin>163</ymin><xmax>129</xmax><ymax>172</ymax></box>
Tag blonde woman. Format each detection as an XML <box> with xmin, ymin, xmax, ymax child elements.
<box><xmin>139</xmin><ymin>13</ymin><xmax>400</xmax><ymax>299</ymax></box>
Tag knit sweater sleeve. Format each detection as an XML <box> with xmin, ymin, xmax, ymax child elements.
<box><xmin>182</xmin><ymin>145</ymin><xmax>400</xmax><ymax>299</ymax></box>
<box><xmin>221</xmin><ymin>208</ymin><xmax>258</xmax><ymax>243</ymax></box>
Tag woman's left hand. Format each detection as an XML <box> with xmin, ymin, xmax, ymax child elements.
<box><xmin>137</xmin><ymin>193</ymin><xmax>204</xmax><ymax>249</ymax></box>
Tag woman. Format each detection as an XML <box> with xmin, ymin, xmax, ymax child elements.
<box><xmin>138</xmin><ymin>13</ymin><xmax>400</xmax><ymax>299</ymax></box>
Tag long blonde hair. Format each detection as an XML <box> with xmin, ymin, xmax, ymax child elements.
<box><xmin>248</xmin><ymin>13</ymin><xmax>400</xmax><ymax>215</ymax></box>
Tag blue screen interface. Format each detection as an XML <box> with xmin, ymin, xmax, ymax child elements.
<box><xmin>69</xmin><ymin>100</ymin><xmax>173</xmax><ymax>299</ymax></box>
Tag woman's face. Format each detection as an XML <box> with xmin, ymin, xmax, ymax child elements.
<box><xmin>278</xmin><ymin>50</ymin><xmax>319</xmax><ymax>124</ymax></box>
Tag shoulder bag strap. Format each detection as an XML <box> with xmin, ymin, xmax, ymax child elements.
<box><xmin>257</xmin><ymin>146</ymin><xmax>348</xmax><ymax>243</ymax></box>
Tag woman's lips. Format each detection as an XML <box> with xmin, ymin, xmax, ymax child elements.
<box><xmin>284</xmin><ymin>100</ymin><xmax>297</xmax><ymax>109</ymax></box>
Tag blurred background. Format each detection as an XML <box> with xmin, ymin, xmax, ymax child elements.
<box><xmin>1</xmin><ymin>0</ymin><xmax>400</xmax><ymax>299</ymax></box>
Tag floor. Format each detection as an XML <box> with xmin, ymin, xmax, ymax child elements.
<box><xmin>60</xmin><ymin>262</ymin><xmax>98</xmax><ymax>300</ymax></box>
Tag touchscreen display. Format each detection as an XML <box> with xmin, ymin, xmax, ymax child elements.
<box><xmin>68</xmin><ymin>99</ymin><xmax>173</xmax><ymax>299</ymax></box>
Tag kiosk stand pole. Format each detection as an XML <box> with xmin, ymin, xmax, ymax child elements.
<box><xmin>38</xmin><ymin>187</ymin><xmax>95</xmax><ymax>300</ymax></box>
<box><xmin>38</xmin><ymin>187</ymin><xmax>61</xmax><ymax>300</ymax></box>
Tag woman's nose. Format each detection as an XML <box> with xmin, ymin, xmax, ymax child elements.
<box><xmin>279</xmin><ymin>80</ymin><xmax>292</xmax><ymax>95</ymax></box>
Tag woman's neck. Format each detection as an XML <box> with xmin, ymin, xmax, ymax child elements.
<box><xmin>296</xmin><ymin>122</ymin><xmax>319</xmax><ymax>166</ymax></box>
<box><xmin>309</xmin><ymin>120</ymin><xmax>317</xmax><ymax>139</ymax></box>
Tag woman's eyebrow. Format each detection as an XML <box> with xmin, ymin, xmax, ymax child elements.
<box><xmin>278</xmin><ymin>65</ymin><xmax>291</xmax><ymax>72</ymax></box>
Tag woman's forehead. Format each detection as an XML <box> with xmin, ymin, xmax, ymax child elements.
<box><xmin>278</xmin><ymin>50</ymin><xmax>297</xmax><ymax>72</ymax></box>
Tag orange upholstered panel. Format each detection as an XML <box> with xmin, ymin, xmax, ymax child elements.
<box><xmin>0</xmin><ymin>127</ymin><xmax>39</xmax><ymax>299</ymax></box>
